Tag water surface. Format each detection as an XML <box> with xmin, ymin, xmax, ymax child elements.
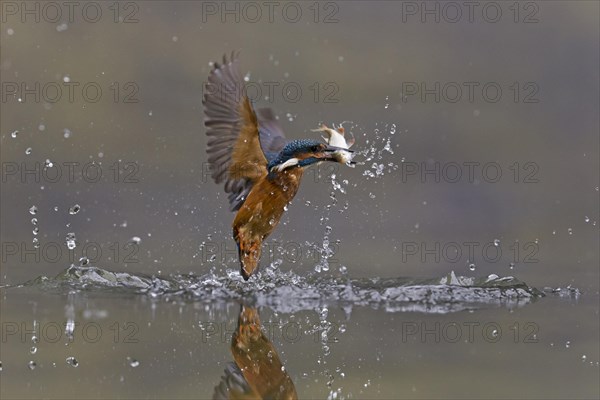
<box><xmin>1</xmin><ymin>266</ymin><xmax>597</xmax><ymax>399</ymax></box>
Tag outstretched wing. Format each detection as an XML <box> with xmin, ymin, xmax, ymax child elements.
<box><xmin>256</xmin><ymin>108</ymin><xmax>288</xmax><ymax>163</ymax></box>
<box><xmin>203</xmin><ymin>52</ymin><xmax>287</xmax><ymax>211</ymax></box>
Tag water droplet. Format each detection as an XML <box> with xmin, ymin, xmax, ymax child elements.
<box><xmin>29</xmin><ymin>205</ymin><xmax>38</xmax><ymax>215</ymax></box>
<box><xmin>10</xmin><ymin>130</ymin><xmax>19</xmax><ymax>138</ymax></box>
<box><xmin>28</xmin><ymin>361</ymin><xmax>36</xmax><ymax>370</ymax></box>
<box><xmin>468</xmin><ymin>263</ymin><xmax>476</xmax><ymax>271</ymax></box>
<box><xmin>383</xmin><ymin>138</ymin><xmax>394</xmax><ymax>154</ymax></box>
<box><xmin>53</xmin><ymin>206</ymin><xmax>59</xmax><ymax>212</ymax></box>
<box><xmin>269</xmin><ymin>218</ymin><xmax>275</xmax><ymax>226</ymax></box>
<box><xmin>31</xmin><ymin>336</ymin><xmax>39</xmax><ymax>344</ymax></box>
<box><xmin>567</xmin><ymin>228</ymin><xmax>573</xmax><ymax>235</ymax></box>
<box><xmin>32</xmin><ymin>227</ymin><xmax>39</xmax><ymax>235</ymax></box>
<box><xmin>66</xmin><ymin>357</ymin><xmax>79</xmax><ymax>368</ymax></box>
<box><xmin>38</xmin><ymin>124</ymin><xmax>45</xmax><ymax>131</ymax></box>
<box><xmin>30</xmin><ymin>346</ymin><xmax>37</xmax><ymax>354</ymax></box>
<box><xmin>79</xmin><ymin>257</ymin><xmax>89</xmax><ymax>266</ymax></box>
<box><xmin>320</xmin><ymin>308</ymin><xmax>329</xmax><ymax>319</ymax></box>
<box><xmin>305</xmin><ymin>200</ymin><xmax>311</xmax><ymax>206</ymax></box>
<box><xmin>127</xmin><ymin>357</ymin><xmax>140</xmax><ymax>368</ymax></box>
<box><xmin>130</xmin><ymin>236</ymin><xmax>141</xmax><ymax>244</ymax></box>
<box><xmin>32</xmin><ymin>238</ymin><xmax>40</xmax><ymax>248</ymax></box>
<box><xmin>25</xmin><ymin>147</ymin><xmax>32</xmax><ymax>155</ymax></box>
<box><xmin>584</xmin><ymin>216</ymin><xmax>590</xmax><ymax>223</ymax></box>
<box><xmin>31</xmin><ymin>218</ymin><xmax>38</xmax><ymax>225</ymax></box>
<box><xmin>509</xmin><ymin>262</ymin><xmax>515</xmax><ymax>270</ymax></box>
<box><xmin>66</xmin><ymin>232</ymin><xmax>76</xmax><ymax>250</ymax></box>
<box><xmin>565</xmin><ymin>341</ymin><xmax>571</xmax><ymax>348</ymax></box>
<box><xmin>582</xmin><ymin>355</ymin><xmax>587</xmax><ymax>361</ymax></box>
<box><xmin>493</xmin><ymin>239</ymin><xmax>500</xmax><ymax>247</ymax></box>
<box><xmin>44</xmin><ymin>159</ymin><xmax>53</xmax><ymax>168</ymax></box>
<box><xmin>492</xmin><ymin>329</ymin><xmax>499</xmax><ymax>337</ymax></box>
<box><xmin>69</xmin><ymin>204</ymin><xmax>80</xmax><ymax>215</ymax></box>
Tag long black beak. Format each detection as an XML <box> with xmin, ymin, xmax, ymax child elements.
<box><xmin>324</xmin><ymin>145</ymin><xmax>354</xmax><ymax>153</ymax></box>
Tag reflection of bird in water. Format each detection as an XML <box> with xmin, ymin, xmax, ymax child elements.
<box><xmin>212</xmin><ymin>306</ymin><xmax>297</xmax><ymax>400</ymax></box>
<box><xmin>203</xmin><ymin>52</ymin><xmax>354</xmax><ymax>280</ymax></box>
<box><xmin>212</xmin><ymin>363</ymin><xmax>255</xmax><ymax>400</ymax></box>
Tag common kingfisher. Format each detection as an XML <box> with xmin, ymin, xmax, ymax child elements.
<box><xmin>203</xmin><ymin>52</ymin><xmax>354</xmax><ymax>280</ymax></box>
<box><xmin>213</xmin><ymin>306</ymin><xmax>297</xmax><ymax>399</ymax></box>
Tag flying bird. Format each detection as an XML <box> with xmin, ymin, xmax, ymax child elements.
<box><xmin>203</xmin><ymin>52</ymin><xmax>354</xmax><ymax>280</ymax></box>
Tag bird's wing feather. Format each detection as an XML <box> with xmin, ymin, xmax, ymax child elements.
<box><xmin>256</xmin><ymin>107</ymin><xmax>288</xmax><ymax>163</ymax></box>
<box><xmin>212</xmin><ymin>362</ymin><xmax>256</xmax><ymax>399</ymax></box>
<box><xmin>203</xmin><ymin>52</ymin><xmax>288</xmax><ymax>211</ymax></box>
<box><xmin>228</xmin><ymin>96</ymin><xmax>268</xmax><ymax>181</ymax></box>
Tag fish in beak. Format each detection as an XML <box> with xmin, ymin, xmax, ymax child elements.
<box><xmin>322</xmin><ymin>144</ymin><xmax>354</xmax><ymax>163</ymax></box>
<box><xmin>312</xmin><ymin>124</ymin><xmax>356</xmax><ymax>164</ymax></box>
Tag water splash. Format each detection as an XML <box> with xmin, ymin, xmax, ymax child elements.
<box><xmin>349</xmin><ymin>121</ymin><xmax>401</xmax><ymax>180</ymax></box>
<box><xmin>13</xmin><ymin>266</ymin><xmax>545</xmax><ymax>314</ymax></box>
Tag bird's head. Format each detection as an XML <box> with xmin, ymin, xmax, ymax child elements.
<box><xmin>268</xmin><ymin>139</ymin><xmax>351</xmax><ymax>173</ymax></box>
